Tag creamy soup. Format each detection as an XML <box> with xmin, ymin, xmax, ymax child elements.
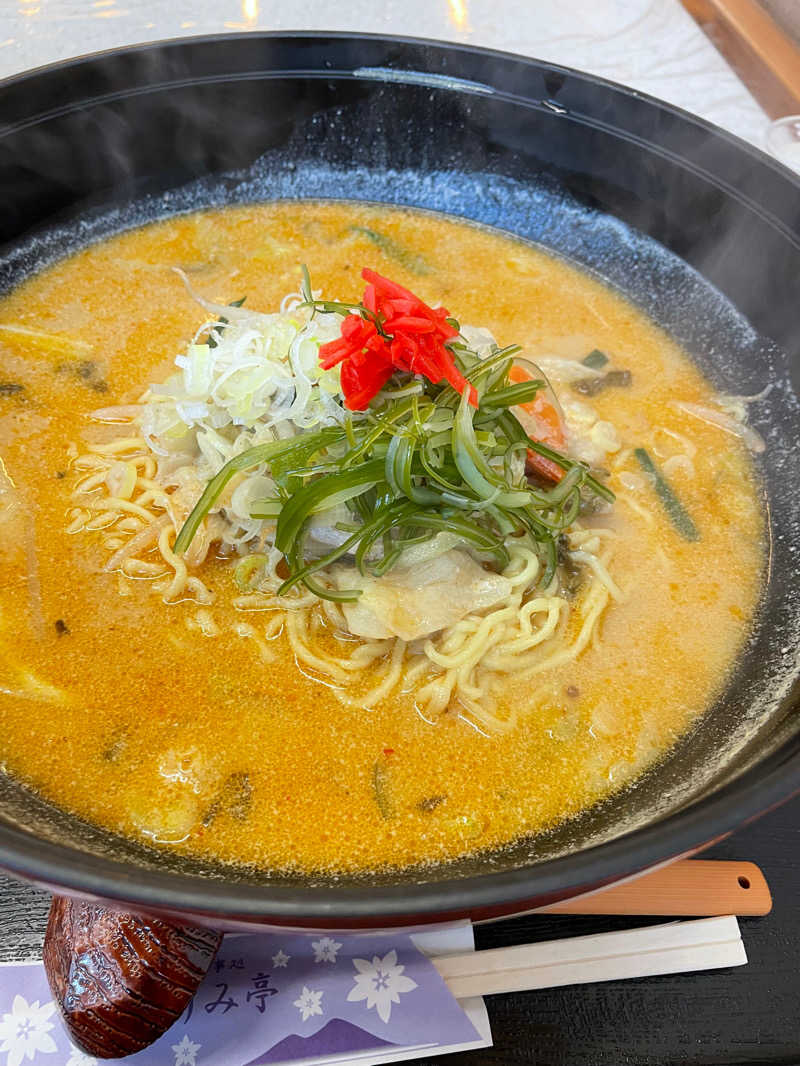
<box><xmin>0</xmin><ymin>202</ymin><xmax>764</xmax><ymax>873</ymax></box>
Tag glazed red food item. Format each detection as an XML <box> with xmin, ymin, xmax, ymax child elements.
<box><xmin>319</xmin><ymin>268</ymin><xmax>478</xmax><ymax>410</ymax></box>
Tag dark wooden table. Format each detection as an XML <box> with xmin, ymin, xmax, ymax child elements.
<box><xmin>2</xmin><ymin>793</ymin><xmax>799</xmax><ymax>1066</ymax></box>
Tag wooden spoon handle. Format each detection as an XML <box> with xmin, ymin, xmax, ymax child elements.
<box><xmin>43</xmin><ymin>895</ymin><xmax>222</xmax><ymax>1059</ymax></box>
<box><xmin>536</xmin><ymin>859</ymin><xmax>772</xmax><ymax>916</ymax></box>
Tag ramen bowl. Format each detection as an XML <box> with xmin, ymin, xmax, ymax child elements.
<box><xmin>0</xmin><ymin>33</ymin><xmax>799</xmax><ymax>929</ymax></box>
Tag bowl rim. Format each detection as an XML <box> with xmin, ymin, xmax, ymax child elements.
<box><xmin>2</xmin><ymin>28</ymin><xmax>800</xmax><ymax>192</ymax></box>
<box><xmin>2</xmin><ymin>746</ymin><xmax>799</xmax><ymax>921</ymax></box>
<box><xmin>1</xmin><ymin>30</ymin><xmax>799</xmax><ymax>922</ymax></box>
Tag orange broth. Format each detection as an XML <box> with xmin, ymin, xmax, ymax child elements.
<box><xmin>0</xmin><ymin>202</ymin><xmax>763</xmax><ymax>872</ymax></box>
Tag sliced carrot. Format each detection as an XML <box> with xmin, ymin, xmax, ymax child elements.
<box><xmin>508</xmin><ymin>365</ymin><xmax>566</xmax><ymax>483</ymax></box>
<box><xmin>526</xmin><ymin>450</ymin><xmax>565</xmax><ymax>484</ymax></box>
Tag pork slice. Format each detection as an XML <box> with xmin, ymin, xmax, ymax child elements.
<box><xmin>331</xmin><ymin>549</ymin><xmax>512</xmax><ymax>642</ymax></box>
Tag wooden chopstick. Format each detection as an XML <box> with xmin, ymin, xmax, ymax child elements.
<box><xmin>434</xmin><ymin>916</ymin><xmax>746</xmax><ymax>998</ymax></box>
<box><xmin>532</xmin><ymin>859</ymin><xmax>772</xmax><ymax>917</ymax></box>
<box><xmin>682</xmin><ymin>0</ymin><xmax>800</xmax><ymax>116</ymax></box>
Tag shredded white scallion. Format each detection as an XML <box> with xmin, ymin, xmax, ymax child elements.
<box><xmin>672</xmin><ymin>400</ymin><xmax>766</xmax><ymax>454</ymax></box>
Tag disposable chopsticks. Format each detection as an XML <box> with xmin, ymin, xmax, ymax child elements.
<box><xmin>682</xmin><ymin>0</ymin><xmax>800</xmax><ymax>115</ymax></box>
<box><xmin>434</xmin><ymin>916</ymin><xmax>746</xmax><ymax>998</ymax></box>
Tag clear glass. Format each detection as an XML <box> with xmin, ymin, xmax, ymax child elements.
<box><xmin>765</xmin><ymin>115</ymin><xmax>800</xmax><ymax>174</ymax></box>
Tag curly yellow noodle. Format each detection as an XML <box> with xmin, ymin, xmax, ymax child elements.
<box><xmin>616</xmin><ymin>491</ymin><xmax>656</xmax><ymax>525</ymax></box>
<box><xmin>185</xmin><ymin>576</ymin><xmax>215</xmax><ymax>604</ymax></box>
<box><xmin>84</xmin><ymin>513</ymin><xmax>118</xmax><ymax>532</ymax></box>
<box><xmin>122</xmin><ymin>558</ymin><xmax>167</xmax><ymax>578</ymax></box>
<box><xmin>90</xmin><ymin>437</ymin><xmax>148</xmax><ymax>456</ymax></box>
<box><xmin>523</xmin><ymin>579</ymin><xmax>610</xmax><ymax>678</ymax></box>
<box><xmin>233</xmin><ymin>621</ymin><xmax>276</xmax><ymax>663</ymax></box>
<box><xmin>263</xmin><ymin>614</ymin><xmax>285</xmax><ymax>641</ymax></box>
<box><xmin>105</xmin><ymin>515</ymin><xmax>170</xmax><ymax>571</ymax></box>
<box><xmin>64</xmin><ymin>507</ymin><xmax>89</xmax><ymax>533</ymax></box>
<box><xmin>133</xmin><ymin>488</ymin><xmax>174</xmax><ymax>513</ymax></box>
<box><xmin>73</xmin><ymin>471</ymin><xmax>108</xmax><ymax>494</ymax></box>
<box><xmin>334</xmin><ymin>638</ymin><xmax>407</xmax><ymax>709</ymax></box>
<box><xmin>284</xmin><ymin>609</ymin><xmax>353</xmax><ymax>686</ymax></box>
<box><xmin>70</xmin><ymin>434</ymin><xmax>618</xmax><ymax>733</ymax></box>
<box><xmin>85</xmin><ymin>496</ymin><xmax>158</xmax><ymax>523</ymax></box>
<box><xmin>116</xmin><ymin>516</ymin><xmax>146</xmax><ymax>533</ymax></box>
<box><xmin>569</xmin><ymin>550</ymin><xmax>624</xmax><ymax>600</ymax></box>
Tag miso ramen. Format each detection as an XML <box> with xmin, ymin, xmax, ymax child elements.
<box><xmin>0</xmin><ymin>202</ymin><xmax>764</xmax><ymax>873</ymax></box>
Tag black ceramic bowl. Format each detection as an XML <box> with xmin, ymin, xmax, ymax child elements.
<box><xmin>1</xmin><ymin>33</ymin><xmax>799</xmax><ymax>928</ymax></box>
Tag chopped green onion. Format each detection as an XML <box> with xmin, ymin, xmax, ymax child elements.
<box><xmin>300</xmin><ymin>264</ymin><xmax>313</xmax><ymax>304</ymax></box>
<box><xmin>275</xmin><ymin>459</ymin><xmax>386</xmax><ymax>555</ymax></box>
<box><xmin>347</xmin><ymin>226</ymin><xmax>431</xmax><ymax>276</ymax></box>
<box><xmin>174</xmin><ymin>426</ymin><xmax>344</xmax><ymax>554</ymax></box>
<box><xmin>453</xmin><ymin>388</ymin><xmax>529</xmax><ymax>507</ymax></box>
<box><xmin>174</xmin><ymin>274</ymin><xmax>618</xmax><ymax>604</ymax></box>
<box><xmin>582</xmin><ymin>349</ymin><xmax>609</xmax><ymax>369</ymax></box>
<box><xmin>248</xmin><ymin>498</ymin><xmax>283</xmax><ymax>519</ymax></box>
<box><xmin>634</xmin><ymin>447</ymin><xmax>699</xmax><ymax>542</ymax></box>
<box><xmin>539</xmin><ymin>536</ymin><xmax>559</xmax><ymax>588</ymax></box>
<box><xmin>207</xmin><ymin>297</ymin><xmax>246</xmax><ymax>349</ymax></box>
<box><xmin>463</xmin><ymin>344</ymin><xmax>522</xmax><ymax>387</ymax></box>
<box><xmin>372</xmin><ymin>760</ymin><xmax>395</xmax><ymax>819</ymax></box>
<box><xmin>498</xmin><ymin>410</ymin><xmax>614</xmax><ymax>504</ymax></box>
<box><xmin>233</xmin><ymin>553</ymin><xmax>268</xmax><ymax>591</ymax></box>
<box><xmin>481</xmin><ymin>380</ymin><xmax>545</xmax><ymax>410</ymax></box>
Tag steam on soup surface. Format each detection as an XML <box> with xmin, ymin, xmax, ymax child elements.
<box><xmin>0</xmin><ymin>202</ymin><xmax>764</xmax><ymax>873</ymax></box>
